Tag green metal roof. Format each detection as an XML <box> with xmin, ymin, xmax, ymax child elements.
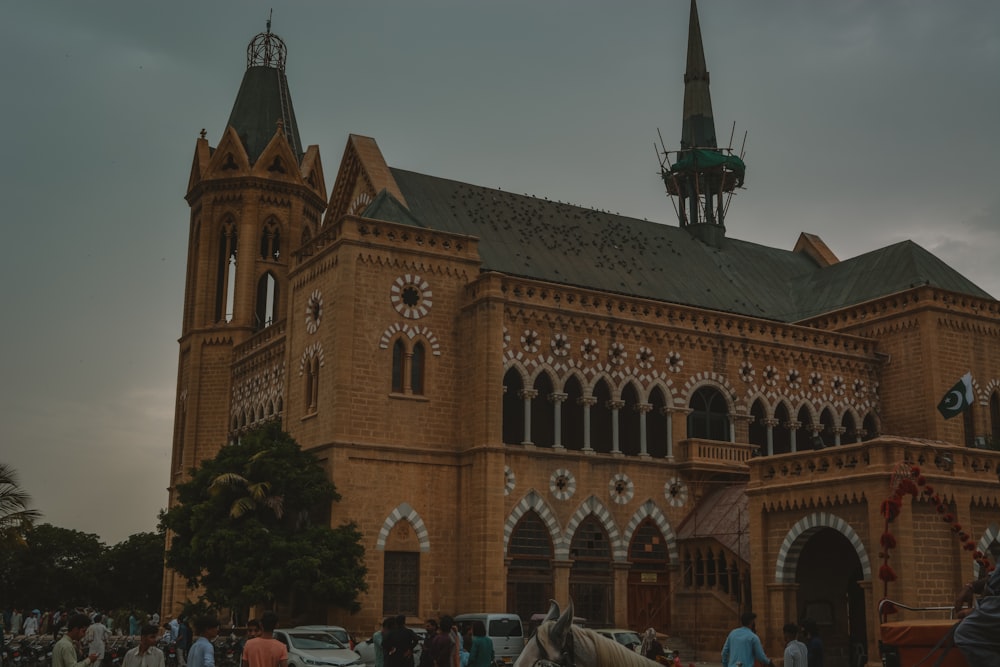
<box><xmin>226</xmin><ymin>66</ymin><xmax>302</xmax><ymax>163</ymax></box>
<box><xmin>362</xmin><ymin>168</ymin><xmax>993</xmax><ymax>322</ymax></box>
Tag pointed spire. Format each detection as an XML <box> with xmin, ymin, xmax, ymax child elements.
<box><xmin>681</xmin><ymin>0</ymin><xmax>717</xmax><ymax>149</ymax></box>
<box><xmin>225</xmin><ymin>17</ymin><xmax>303</xmax><ymax>163</ymax></box>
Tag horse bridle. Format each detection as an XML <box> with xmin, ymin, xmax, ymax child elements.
<box><xmin>530</xmin><ymin>628</ymin><xmax>576</xmax><ymax>667</ymax></box>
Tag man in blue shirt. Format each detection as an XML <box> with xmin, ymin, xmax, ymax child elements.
<box><xmin>721</xmin><ymin>612</ymin><xmax>773</xmax><ymax>667</ymax></box>
<box><xmin>187</xmin><ymin>616</ymin><xmax>220</xmax><ymax>667</ymax></box>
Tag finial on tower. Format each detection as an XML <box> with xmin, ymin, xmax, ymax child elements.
<box><xmin>247</xmin><ymin>11</ymin><xmax>286</xmax><ymax>70</ymax></box>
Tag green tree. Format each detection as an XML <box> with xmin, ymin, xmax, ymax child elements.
<box><xmin>0</xmin><ymin>463</ymin><xmax>41</xmax><ymax>544</ymax></box>
<box><xmin>160</xmin><ymin>421</ymin><xmax>367</xmax><ymax>612</ymax></box>
<box><xmin>104</xmin><ymin>529</ymin><xmax>165</xmax><ymax>612</ymax></box>
<box><xmin>4</xmin><ymin>523</ymin><xmax>106</xmax><ymax>608</ymax></box>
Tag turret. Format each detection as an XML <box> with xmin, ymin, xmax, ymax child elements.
<box><xmin>659</xmin><ymin>0</ymin><xmax>745</xmax><ymax>248</ymax></box>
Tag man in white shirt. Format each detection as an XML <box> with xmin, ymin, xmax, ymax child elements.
<box><xmin>123</xmin><ymin>625</ymin><xmax>166</xmax><ymax>667</ymax></box>
<box><xmin>782</xmin><ymin>623</ymin><xmax>808</xmax><ymax>667</ymax></box>
<box><xmin>87</xmin><ymin>615</ymin><xmax>111</xmax><ymax>666</ymax></box>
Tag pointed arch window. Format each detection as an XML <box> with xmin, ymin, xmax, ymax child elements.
<box><xmin>304</xmin><ymin>357</ymin><xmax>319</xmax><ymax>414</ymax></box>
<box><xmin>390</xmin><ymin>337</ymin><xmax>429</xmax><ymax>397</ymax></box>
<box><xmin>255</xmin><ymin>272</ymin><xmax>279</xmax><ymax>330</ymax></box>
<box><xmin>260</xmin><ymin>219</ymin><xmax>281</xmax><ymax>261</ymax></box>
<box><xmin>502</xmin><ymin>368</ymin><xmax>525</xmax><ymax>445</ymax></box>
<box><xmin>687</xmin><ymin>386</ymin><xmax>730</xmax><ymax>441</ymax></box>
<box><xmin>215</xmin><ymin>221</ymin><xmax>238</xmax><ymax>323</ymax></box>
<box><xmin>991</xmin><ymin>391</ymin><xmax>1000</xmax><ymax>447</ymax></box>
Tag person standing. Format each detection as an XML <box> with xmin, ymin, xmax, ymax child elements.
<box><xmin>10</xmin><ymin>608</ymin><xmax>23</xmax><ymax>635</ymax></box>
<box><xmin>384</xmin><ymin>616</ymin><xmax>417</xmax><ymax>667</ymax></box>
<box><xmin>417</xmin><ymin>620</ymin><xmax>437</xmax><ymax>667</ymax></box>
<box><xmin>176</xmin><ymin>619</ymin><xmax>192</xmax><ymax>667</ymax></box>
<box><xmin>122</xmin><ymin>625</ymin><xmax>165</xmax><ymax>667</ymax></box>
<box><xmin>186</xmin><ymin>616</ymin><xmax>220</xmax><ymax>667</ymax></box>
<box><xmin>426</xmin><ymin>618</ymin><xmax>453</xmax><ymax>667</ymax></box>
<box><xmin>86</xmin><ymin>615</ymin><xmax>111</xmax><ymax>666</ymax></box>
<box><xmin>782</xmin><ymin>623</ymin><xmax>808</xmax><ymax>667</ymax></box>
<box><xmin>240</xmin><ymin>611</ymin><xmax>286</xmax><ymax>667</ymax></box>
<box><xmin>24</xmin><ymin>610</ymin><xmax>40</xmax><ymax>636</ymax></box>
<box><xmin>54</xmin><ymin>614</ymin><xmax>100</xmax><ymax>667</ymax></box>
<box><xmin>720</xmin><ymin>612</ymin><xmax>773</xmax><ymax>667</ymax></box>
<box><xmin>373</xmin><ymin>617</ymin><xmax>392</xmax><ymax>667</ymax></box>
<box><xmin>465</xmin><ymin>622</ymin><xmax>493</xmax><ymax>667</ymax></box>
<box><xmin>800</xmin><ymin>620</ymin><xmax>824</xmax><ymax>667</ymax></box>
<box><xmin>639</xmin><ymin>628</ymin><xmax>664</xmax><ymax>662</ymax></box>
<box><xmin>129</xmin><ymin>612</ymin><xmax>142</xmax><ymax>638</ymax></box>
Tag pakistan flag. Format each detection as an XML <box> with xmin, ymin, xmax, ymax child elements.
<box><xmin>937</xmin><ymin>372</ymin><xmax>974</xmax><ymax>419</ymax></box>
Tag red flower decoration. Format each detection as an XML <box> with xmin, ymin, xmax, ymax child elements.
<box><xmin>880</xmin><ymin>532</ymin><xmax>897</xmax><ymax>549</ymax></box>
<box><xmin>943</xmin><ymin>513</ymin><xmax>955</xmax><ymax>523</ymax></box>
<box><xmin>879</xmin><ymin>564</ymin><xmax>898</xmax><ymax>582</ymax></box>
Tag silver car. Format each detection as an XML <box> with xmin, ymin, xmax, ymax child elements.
<box><xmin>274</xmin><ymin>629</ymin><xmax>362</xmax><ymax>667</ymax></box>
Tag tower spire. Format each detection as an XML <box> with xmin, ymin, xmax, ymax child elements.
<box><xmin>226</xmin><ymin>16</ymin><xmax>303</xmax><ymax>162</ymax></box>
<box><xmin>681</xmin><ymin>0</ymin><xmax>717</xmax><ymax>150</ymax></box>
<box><xmin>658</xmin><ymin>0</ymin><xmax>745</xmax><ymax>248</ymax></box>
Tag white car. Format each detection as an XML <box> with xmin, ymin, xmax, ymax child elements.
<box><xmin>274</xmin><ymin>629</ymin><xmax>363</xmax><ymax>667</ymax></box>
<box><xmin>354</xmin><ymin>628</ymin><xmax>426</xmax><ymax>667</ymax></box>
<box><xmin>295</xmin><ymin>626</ymin><xmax>355</xmax><ymax>649</ymax></box>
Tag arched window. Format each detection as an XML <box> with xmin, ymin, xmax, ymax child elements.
<box><xmin>260</xmin><ymin>219</ymin><xmax>281</xmax><ymax>261</ymax></box>
<box><xmin>687</xmin><ymin>386</ymin><xmax>730</xmax><ymax>441</ymax></box>
<box><xmin>392</xmin><ymin>340</ymin><xmax>405</xmax><ymax>393</ymax></box>
<box><xmin>254</xmin><ymin>272</ymin><xmax>279</xmax><ymax>330</ymax></box>
<box><xmin>503</xmin><ymin>369</ymin><xmax>525</xmax><ymax>445</ymax></box>
<box><xmin>562</xmin><ymin>376</ymin><xmax>584</xmax><ymax>451</ymax></box>
<box><xmin>819</xmin><ymin>408</ymin><xmax>836</xmax><ymax>447</ymax></box>
<box><xmin>964</xmin><ymin>402</ymin><xmax>976</xmax><ymax>447</ymax></box>
<box><xmin>591</xmin><ymin>380</ymin><xmax>613</xmax><ymax>453</ymax></box>
<box><xmin>215</xmin><ymin>221</ymin><xmax>238</xmax><ymax>323</ymax></box>
<box><xmin>773</xmin><ymin>403</ymin><xmax>791</xmax><ymax>455</ymax></box>
<box><xmin>748</xmin><ymin>400</ymin><xmax>767</xmax><ymax>454</ymax></box>
<box><xmin>841</xmin><ymin>412</ymin><xmax>859</xmax><ymax>444</ymax></box>
<box><xmin>991</xmin><ymin>391</ymin><xmax>1000</xmax><ymax>447</ymax></box>
<box><xmin>569</xmin><ymin>516</ymin><xmax>613</xmax><ymax>626</ymax></box>
<box><xmin>862</xmin><ymin>413</ymin><xmax>878</xmax><ymax>441</ymax></box>
<box><xmin>647</xmin><ymin>387</ymin><xmax>669</xmax><ymax>458</ymax></box>
<box><xmin>620</xmin><ymin>383</ymin><xmax>641</xmax><ymax>456</ymax></box>
<box><xmin>531</xmin><ymin>373</ymin><xmax>555</xmax><ymax>447</ymax></box>
<box><xmin>410</xmin><ymin>342</ymin><xmax>425</xmax><ymax>395</ymax></box>
<box><xmin>507</xmin><ymin>511</ymin><xmax>554</xmax><ymax>620</ymax></box>
<box><xmin>796</xmin><ymin>406</ymin><xmax>814</xmax><ymax>451</ymax></box>
<box><xmin>304</xmin><ymin>357</ymin><xmax>319</xmax><ymax>414</ymax></box>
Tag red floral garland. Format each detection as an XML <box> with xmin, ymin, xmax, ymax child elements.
<box><xmin>879</xmin><ymin>464</ymin><xmax>992</xmax><ymax>615</ymax></box>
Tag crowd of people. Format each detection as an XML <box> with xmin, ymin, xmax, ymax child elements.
<box><xmin>369</xmin><ymin>615</ymin><xmax>493</xmax><ymax>667</ymax></box>
<box><xmin>718</xmin><ymin>612</ymin><xmax>824</xmax><ymax>667</ymax></box>
<box><xmin>2</xmin><ymin>607</ymin><xmax>164</xmax><ymax>640</ymax></box>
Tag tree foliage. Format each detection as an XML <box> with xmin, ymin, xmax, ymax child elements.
<box><xmin>0</xmin><ymin>462</ymin><xmax>41</xmax><ymax>545</ymax></box>
<box><xmin>160</xmin><ymin>421</ymin><xmax>367</xmax><ymax>612</ymax></box>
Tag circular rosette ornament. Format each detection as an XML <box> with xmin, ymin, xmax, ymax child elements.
<box><xmin>391</xmin><ymin>274</ymin><xmax>432</xmax><ymax>319</ymax></box>
<box><xmin>521</xmin><ymin>329</ymin><xmax>540</xmax><ymax>354</ymax></box>
<box><xmin>549</xmin><ymin>468</ymin><xmax>576</xmax><ymax>501</ymax></box>
<box><xmin>609</xmin><ymin>473</ymin><xmax>634</xmax><ymax>505</ymax></box>
<box><xmin>664</xmin><ymin>476</ymin><xmax>688</xmax><ymax>507</ymax></box>
<box><xmin>551</xmin><ymin>333</ymin><xmax>570</xmax><ymax>357</ymax></box>
<box><xmin>304</xmin><ymin>289</ymin><xmax>323</xmax><ymax>334</ymax></box>
<box><xmin>580</xmin><ymin>338</ymin><xmax>599</xmax><ymax>362</ymax></box>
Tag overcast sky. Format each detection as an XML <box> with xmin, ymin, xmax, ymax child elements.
<box><xmin>2</xmin><ymin>1</ymin><xmax>998</xmax><ymax>544</ymax></box>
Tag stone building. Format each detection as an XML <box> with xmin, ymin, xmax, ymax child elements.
<box><xmin>164</xmin><ymin>3</ymin><xmax>1000</xmax><ymax>665</ymax></box>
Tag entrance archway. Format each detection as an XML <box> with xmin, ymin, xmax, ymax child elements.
<box><xmin>783</xmin><ymin>522</ymin><xmax>869</xmax><ymax>667</ymax></box>
<box><xmin>627</xmin><ymin>518</ymin><xmax>671</xmax><ymax>631</ymax></box>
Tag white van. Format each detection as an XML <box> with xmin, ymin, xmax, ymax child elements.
<box><xmin>453</xmin><ymin>613</ymin><xmax>524</xmax><ymax>665</ymax></box>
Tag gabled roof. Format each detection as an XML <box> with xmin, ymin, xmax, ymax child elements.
<box><xmin>676</xmin><ymin>483</ymin><xmax>749</xmax><ymax>562</ymax></box>
<box><xmin>362</xmin><ymin>168</ymin><xmax>994</xmax><ymax>321</ymax></box>
<box><xmin>788</xmin><ymin>240</ymin><xmax>992</xmax><ymax>321</ymax></box>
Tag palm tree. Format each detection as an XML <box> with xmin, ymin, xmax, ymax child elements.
<box><xmin>208</xmin><ymin>451</ymin><xmax>284</xmax><ymax>519</ymax></box>
<box><xmin>0</xmin><ymin>463</ymin><xmax>41</xmax><ymax>543</ymax></box>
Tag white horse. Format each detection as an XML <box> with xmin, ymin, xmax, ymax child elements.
<box><xmin>514</xmin><ymin>601</ymin><xmax>660</xmax><ymax>667</ymax></box>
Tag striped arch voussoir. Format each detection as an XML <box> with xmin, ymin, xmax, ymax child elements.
<box><xmin>774</xmin><ymin>512</ymin><xmax>871</xmax><ymax>584</ymax></box>
<box><xmin>376</xmin><ymin>502</ymin><xmax>431</xmax><ymax>552</ymax></box>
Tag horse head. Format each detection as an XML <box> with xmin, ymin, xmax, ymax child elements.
<box><xmin>514</xmin><ymin>601</ymin><xmax>577</xmax><ymax>667</ymax></box>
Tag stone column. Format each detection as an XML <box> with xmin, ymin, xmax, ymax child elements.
<box><xmin>787</xmin><ymin>420</ymin><xmax>801</xmax><ymax>453</ymax></box>
<box><xmin>613</xmin><ymin>562</ymin><xmax>631</xmax><ymax>626</ymax></box>
<box><xmin>553</xmin><ymin>560</ymin><xmax>572</xmax><ymax>608</ymax></box>
<box><xmin>609</xmin><ymin>400</ymin><xmax>625</xmax><ymax>454</ymax></box>
<box><xmin>832</xmin><ymin>426</ymin><xmax>846</xmax><ymax>447</ymax></box>
<box><xmin>580</xmin><ymin>396</ymin><xmax>597</xmax><ymax>452</ymax></box>
<box><xmin>732</xmin><ymin>408</ymin><xmax>753</xmax><ymax>444</ymax></box>
<box><xmin>637</xmin><ymin>402</ymin><xmax>653</xmax><ymax>456</ymax></box>
<box><xmin>661</xmin><ymin>407</ymin><xmax>675</xmax><ymax>459</ymax></box>
<box><xmin>763</xmin><ymin>418</ymin><xmax>779</xmax><ymax>456</ymax></box>
<box><xmin>519</xmin><ymin>389</ymin><xmax>538</xmax><ymax>445</ymax></box>
<box><xmin>550</xmin><ymin>392</ymin><xmax>567</xmax><ymax>449</ymax></box>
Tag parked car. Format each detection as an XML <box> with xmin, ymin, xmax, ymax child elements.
<box><xmin>273</xmin><ymin>629</ymin><xmax>362</xmax><ymax>667</ymax></box>
<box><xmin>453</xmin><ymin>614</ymin><xmax>524</xmax><ymax>666</ymax></box>
<box><xmin>593</xmin><ymin>629</ymin><xmax>642</xmax><ymax>652</ymax></box>
<box><xmin>295</xmin><ymin>626</ymin><xmax>355</xmax><ymax>650</ymax></box>
<box><xmin>354</xmin><ymin>628</ymin><xmax>426</xmax><ymax>667</ymax></box>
